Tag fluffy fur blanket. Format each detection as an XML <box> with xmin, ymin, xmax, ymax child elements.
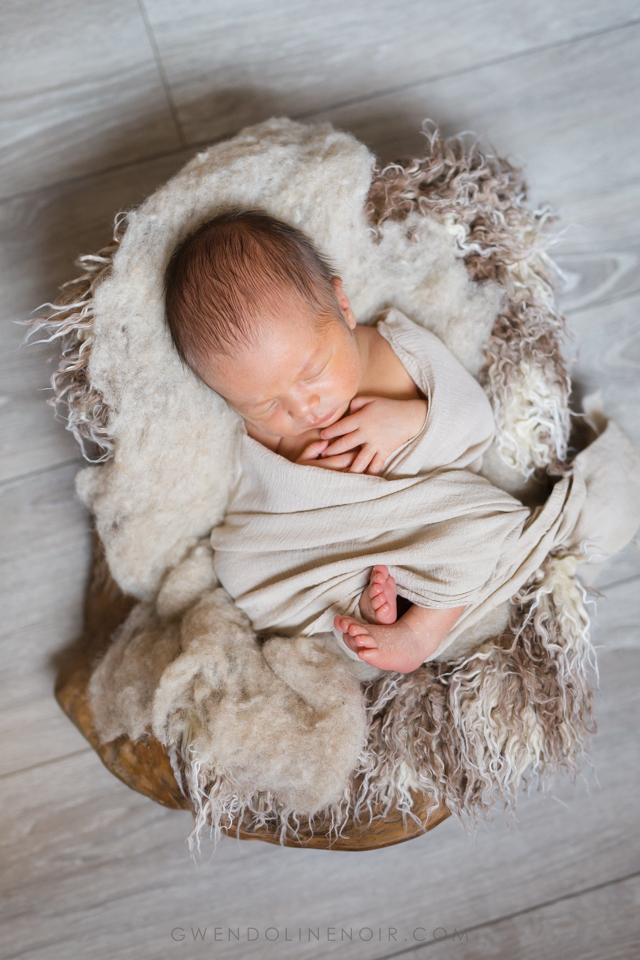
<box><xmin>32</xmin><ymin>118</ymin><xmax>640</xmax><ymax>847</ymax></box>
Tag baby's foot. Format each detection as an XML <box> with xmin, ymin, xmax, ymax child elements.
<box><xmin>359</xmin><ymin>565</ymin><xmax>397</xmax><ymax>625</ymax></box>
<box><xmin>333</xmin><ymin>615</ymin><xmax>428</xmax><ymax>674</ymax></box>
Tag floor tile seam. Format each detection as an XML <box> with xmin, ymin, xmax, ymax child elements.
<box><xmin>136</xmin><ymin>0</ymin><xmax>187</xmax><ymax>149</ymax></box>
<box><xmin>1</xmin><ymin>56</ymin><xmax>169</xmax><ymax>109</ymax></box>
<box><xmin>0</xmin><ymin>747</ymin><xmax>92</xmax><ymax>782</ymax></box>
<box><xmin>0</xmin><ymin>145</ymin><xmax>194</xmax><ymax>207</ymax></box>
<box><xmin>375</xmin><ymin>868</ymin><xmax>640</xmax><ymax>958</ymax></box>
<box><xmin>0</xmin><ymin>457</ymin><xmax>82</xmax><ymax>491</ymax></box>
<box><xmin>1</xmin><ymin>16</ymin><xmax>640</xmax><ymax>206</ymax></box>
<box><xmin>292</xmin><ymin>16</ymin><xmax>640</xmax><ymax>122</ymax></box>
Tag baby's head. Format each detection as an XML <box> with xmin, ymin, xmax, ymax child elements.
<box><xmin>164</xmin><ymin>210</ymin><xmax>362</xmax><ymax>438</ymax></box>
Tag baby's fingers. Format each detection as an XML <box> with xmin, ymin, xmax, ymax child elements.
<box><xmin>296</xmin><ymin>440</ymin><xmax>328</xmax><ymax>463</ymax></box>
<box><xmin>307</xmin><ymin>451</ymin><xmax>358</xmax><ymax>471</ymax></box>
<box><xmin>366</xmin><ymin>451</ymin><xmax>388</xmax><ymax>476</ymax></box>
<box><xmin>321</xmin><ymin>431</ymin><xmax>360</xmax><ymax>457</ymax></box>
<box><xmin>348</xmin><ymin>444</ymin><xmax>377</xmax><ymax>474</ymax></box>
<box><xmin>348</xmin><ymin>396</ymin><xmax>377</xmax><ymax>413</ymax></box>
<box><xmin>320</xmin><ymin>412</ymin><xmax>359</xmax><ymax>440</ymax></box>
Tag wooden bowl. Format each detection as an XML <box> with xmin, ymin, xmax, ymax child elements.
<box><xmin>56</xmin><ymin>537</ymin><xmax>449</xmax><ymax>850</ymax></box>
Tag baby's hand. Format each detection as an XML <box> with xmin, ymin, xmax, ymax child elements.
<box><xmin>295</xmin><ymin>439</ymin><xmax>358</xmax><ymax>471</ymax></box>
<box><xmin>319</xmin><ymin>397</ymin><xmax>427</xmax><ymax>475</ymax></box>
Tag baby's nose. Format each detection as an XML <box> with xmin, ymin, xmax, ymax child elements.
<box><xmin>295</xmin><ymin>392</ymin><xmax>321</xmax><ymax>417</ymax></box>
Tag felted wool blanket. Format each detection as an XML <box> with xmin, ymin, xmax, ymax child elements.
<box><xmin>212</xmin><ymin>307</ymin><xmax>640</xmax><ymax>666</ymax></box>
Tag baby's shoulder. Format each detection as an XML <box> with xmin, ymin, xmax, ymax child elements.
<box><xmin>376</xmin><ymin>308</ymin><xmax>451</xmax><ymax>357</ymax></box>
<box><xmin>374</xmin><ymin>308</ymin><xmax>457</xmax><ymax>394</ymax></box>
<box><xmin>376</xmin><ymin>308</ymin><xmax>482</xmax><ymax>386</ymax></box>
<box><xmin>376</xmin><ymin>306</ymin><xmax>494</xmax><ymax>423</ymax></box>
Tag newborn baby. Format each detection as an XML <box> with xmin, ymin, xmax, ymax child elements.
<box><xmin>165</xmin><ymin>209</ymin><xmax>499</xmax><ymax>673</ymax></box>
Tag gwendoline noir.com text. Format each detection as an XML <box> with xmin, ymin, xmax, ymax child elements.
<box><xmin>170</xmin><ymin>925</ymin><xmax>468</xmax><ymax>944</ymax></box>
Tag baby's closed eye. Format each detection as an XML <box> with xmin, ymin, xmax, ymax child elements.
<box><xmin>301</xmin><ymin>361</ymin><xmax>328</xmax><ymax>383</ymax></box>
<box><xmin>248</xmin><ymin>399</ymin><xmax>278</xmax><ymax>418</ymax></box>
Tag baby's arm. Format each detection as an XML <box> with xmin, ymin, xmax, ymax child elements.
<box><xmin>319</xmin><ymin>396</ymin><xmax>427</xmax><ymax>474</ymax></box>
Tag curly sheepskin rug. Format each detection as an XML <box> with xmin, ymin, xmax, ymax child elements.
<box><xmin>32</xmin><ymin>118</ymin><xmax>640</xmax><ymax>848</ymax></box>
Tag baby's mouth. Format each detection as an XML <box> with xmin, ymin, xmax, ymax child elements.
<box><xmin>306</xmin><ymin>407</ymin><xmax>339</xmax><ymax>428</ymax></box>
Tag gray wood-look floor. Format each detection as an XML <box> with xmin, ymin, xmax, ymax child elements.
<box><xmin>1</xmin><ymin>3</ymin><xmax>639</xmax><ymax>958</ymax></box>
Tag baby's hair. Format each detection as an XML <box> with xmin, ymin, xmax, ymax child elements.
<box><xmin>164</xmin><ymin>209</ymin><xmax>343</xmax><ymax>376</ymax></box>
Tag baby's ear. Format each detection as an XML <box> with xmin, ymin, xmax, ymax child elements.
<box><xmin>331</xmin><ymin>277</ymin><xmax>356</xmax><ymax>328</ymax></box>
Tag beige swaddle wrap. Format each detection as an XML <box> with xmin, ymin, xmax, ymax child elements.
<box><xmin>212</xmin><ymin>309</ymin><xmax>640</xmax><ymax>664</ymax></box>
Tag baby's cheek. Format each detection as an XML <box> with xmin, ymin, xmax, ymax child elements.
<box><xmin>248</xmin><ymin>412</ymin><xmax>284</xmax><ymax>437</ymax></box>
<box><xmin>325</xmin><ymin>368</ymin><xmax>357</xmax><ymax>404</ymax></box>
<box><xmin>270</xmin><ymin>410</ymin><xmax>304</xmax><ymax>438</ymax></box>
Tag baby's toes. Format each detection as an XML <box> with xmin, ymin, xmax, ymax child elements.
<box><xmin>354</xmin><ymin>638</ymin><xmax>377</xmax><ymax>652</ymax></box>
<box><xmin>357</xmin><ymin>646</ymin><xmax>387</xmax><ymax>667</ymax></box>
<box><xmin>335</xmin><ymin>615</ymin><xmax>360</xmax><ymax>635</ymax></box>
<box><xmin>348</xmin><ymin>628</ymin><xmax>377</xmax><ymax>648</ymax></box>
<box><xmin>342</xmin><ymin>633</ymin><xmax>359</xmax><ymax>653</ymax></box>
<box><xmin>370</xmin><ymin>593</ymin><xmax>387</xmax><ymax>611</ymax></box>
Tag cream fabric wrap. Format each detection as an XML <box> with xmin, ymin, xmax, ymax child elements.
<box><xmin>211</xmin><ymin>309</ymin><xmax>640</xmax><ymax>663</ymax></box>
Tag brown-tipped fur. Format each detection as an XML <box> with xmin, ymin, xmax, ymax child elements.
<box><xmin>366</xmin><ymin>122</ymin><xmax>571</xmax><ymax>476</ymax></box>
<box><xmin>25</xmin><ymin>213</ymin><xmax>127</xmax><ymax>461</ymax></box>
